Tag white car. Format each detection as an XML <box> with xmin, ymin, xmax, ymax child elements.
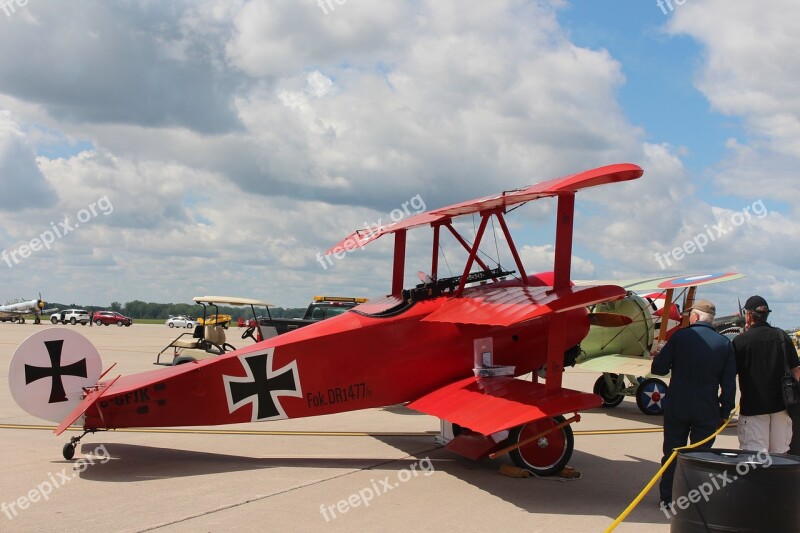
<box><xmin>165</xmin><ymin>316</ymin><xmax>197</xmax><ymax>328</ymax></box>
<box><xmin>50</xmin><ymin>309</ymin><xmax>91</xmax><ymax>325</ymax></box>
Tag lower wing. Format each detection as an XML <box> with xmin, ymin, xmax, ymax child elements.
<box><xmin>578</xmin><ymin>353</ymin><xmax>669</xmax><ymax>378</ymax></box>
<box><xmin>407</xmin><ymin>376</ymin><xmax>600</xmax><ymax>436</ymax></box>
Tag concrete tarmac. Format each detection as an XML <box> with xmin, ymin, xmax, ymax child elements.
<box><xmin>0</xmin><ymin>324</ymin><xmax>742</xmax><ymax>532</ymax></box>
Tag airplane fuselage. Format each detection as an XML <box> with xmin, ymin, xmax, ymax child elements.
<box><xmin>81</xmin><ymin>289</ymin><xmax>590</xmax><ymax>431</ymax></box>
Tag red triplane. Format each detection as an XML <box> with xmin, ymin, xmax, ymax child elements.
<box><xmin>10</xmin><ymin>163</ymin><xmax>644</xmax><ymax>475</ymax></box>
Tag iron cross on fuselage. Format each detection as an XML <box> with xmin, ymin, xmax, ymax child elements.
<box><xmin>225</xmin><ymin>352</ymin><xmax>300</xmax><ymax>421</ymax></box>
<box><xmin>24</xmin><ymin>340</ymin><xmax>88</xmax><ymax>403</ymax></box>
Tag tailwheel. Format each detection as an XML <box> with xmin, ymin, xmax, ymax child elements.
<box><xmin>593</xmin><ymin>373</ymin><xmax>625</xmax><ymax>408</ymax></box>
<box><xmin>62</xmin><ymin>441</ymin><xmax>76</xmax><ymax>460</ymax></box>
<box><xmin>508</xmin><ymin>415</ymin><xmax>574</xmax><ymax>476</ymax></box>
<box><xmin>62</xmin><ymin>429</ymin><xmax>94</xmax><ymax>460</ymax></box>
<box><xmin>636</xmin><ymin>377</ymin><xmax>667</xmax><ymax>415</ymax></box>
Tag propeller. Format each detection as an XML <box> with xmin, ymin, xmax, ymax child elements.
<box><xmin>588</xmin><ymin>312</ymin><xmax>633</xmax><ymax>328</ymax></box>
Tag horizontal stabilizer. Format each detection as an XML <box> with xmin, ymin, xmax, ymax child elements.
<box><xmin>407</xmin><ymin>376</ymin><xmax>601</xmax><ymax>436</ymax></box>
<box><xmin>55</xmin><ymin>376</ymin><xmax>119</xmax><ymax>436</ymax></box>
<box><xmin>421</xmin><ymin>284</ymin><xmax>626</xmax><ymax>326</ymax></box>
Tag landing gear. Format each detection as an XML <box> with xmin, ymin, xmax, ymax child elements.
<box><xmin>508</xmin><ymin>415</ymin><xmax>574</xmax><ymax>476</ymax></box>
<box><xmin>593</xmin><ymin>373</ymin><xmax>625</xmax><ymax>408</ymax></box>
<box><xmin>62</xmin><ymin>429</ymin><xmax>95</xmax><ymax>460</ymax></box>
<box><xmin>636</xmin><ymin>377</ymin><xmax>667</xmax><ymax>415</ymax></box>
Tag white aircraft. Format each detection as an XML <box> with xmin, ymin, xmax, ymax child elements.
<box><xmin>0</xmin><ymin>295</ymin><xmax>53</xmax><ymax>324</ymax></box>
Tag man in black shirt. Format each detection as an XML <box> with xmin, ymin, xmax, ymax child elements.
<box><xmin>651</xmin><ymin>299</ymin><xmax>736</xmax><ymax>508</ymax></box>
<box><xmin>733</xmin><ymin>295</ymin><xmax>800</xmax><ymax>453</ymax></box>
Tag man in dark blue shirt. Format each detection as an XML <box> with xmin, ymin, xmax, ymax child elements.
<box><xmin>651</xmin><ymin>299</ymin><xmax>736</xmax><ymax>509</ymax></box>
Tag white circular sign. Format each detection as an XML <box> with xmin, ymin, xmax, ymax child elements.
<box><xmin>8</xmin><ymin>328</ymin><xmax>102</xmax><ymax>423</ymax></box>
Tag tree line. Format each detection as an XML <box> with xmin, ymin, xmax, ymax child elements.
<box><xmin>47</xmin><ymin>301</ymin><xmax>307</xmax><ymax>320</ymax></box>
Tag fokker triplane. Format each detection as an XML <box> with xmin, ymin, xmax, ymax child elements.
<box><xmin>12</xmin><ymin>163</ymin><xmax>664</xmax><ymax>475</ymax></box>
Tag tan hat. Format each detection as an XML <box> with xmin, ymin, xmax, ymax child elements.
<box><xmin>688</xmin><ymin>299</ymin><xmax>716</xmax><ymax>315</ymax></box>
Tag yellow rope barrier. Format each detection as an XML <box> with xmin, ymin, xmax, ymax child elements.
<box><xmin>604</xmin><ymin>405</ymin><xmax>739</xmax><ymax>533</ymax></box>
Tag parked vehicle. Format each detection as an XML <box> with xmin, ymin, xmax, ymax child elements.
<box><xmin>50</xmin><ymin>309</ymin><xmax>91</xmax><ymax>325</ymax></box>
<box><xmin>93</xmin><ymin>311</ymin><xmax>132</xmax><ymax>327</ymax></box>
<box><xmin>165</xmin><ymin>315</ymin><xmax>197</xmax><ymax>328</ymax></box>
<box><xmin>253</xmin><ymin>296</ymin><xmax>366</xmax><ymax>336</ymax></box>
<box><xmin>156</xmin><ymin>296</ymin><xmax>269</xmax><ymax>366</ymax></box>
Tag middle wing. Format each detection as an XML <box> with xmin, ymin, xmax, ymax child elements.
<box><xmin>422</xmin><ymin>284</ymin><xmax>626</xmax><ymax>327</ymax></box>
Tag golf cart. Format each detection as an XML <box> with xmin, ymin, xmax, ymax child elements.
<box><xmin>155</xmin><ymin>296</ymin><xmax>273</xmax><ymax>366</ymax></box>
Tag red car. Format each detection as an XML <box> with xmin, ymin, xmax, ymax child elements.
<box><xmin>93</xmin><ymin>311</ymin><xmax>132</xmax><ymax>327</ymax></box>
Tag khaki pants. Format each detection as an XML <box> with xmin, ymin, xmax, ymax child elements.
<box><xmin>738</xmin><ymin>411</ymin><xmax>793</xmax><ymax>453</ymax></box>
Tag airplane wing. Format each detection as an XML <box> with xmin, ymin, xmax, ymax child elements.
<box><xmin>0</xmin><ymin>308</ymin><xmax>32</xmax><ymax>316</ymax></box>
<box><xmin>422</xmin><ymin>284</ymin><xmax>626</xmax><ymax>327</ymax></box>
<box><xmin>574</xmin><ymin>272</ymin><xmax>744</xmax><ymax>292</ymax></box>
<box><xmin>407</xmin><ymin>376</ymin><xmax>601</xmax><ymax>436</ymax></box>
<box><xmin>327</xmin><ymin>163</ymin><xmax>642</xmax><ymax>255</ymax></box>
<box><xmin>577</xmin><ymin>353</ymin><xmax>667</xmax><ymax>377</ymax></box>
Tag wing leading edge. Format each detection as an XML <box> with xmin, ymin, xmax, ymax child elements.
<box><xmin>327</xmin><ymin>163</ymin><xmax>643</xmax><ymax>255</ymax></box>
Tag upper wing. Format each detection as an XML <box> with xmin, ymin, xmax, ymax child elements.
<box><xmin>421</xmin><ymin>284</ymin><xmax>627</xmax><ymax>327</ymax></box>
<box><xmin>327</xmin><ymin>163</ymin><xmax>643</xmax><ymax>255</ymax></box>
<box><xmin>575</xmin><ymin>272</ymin><xmax>744</xmax><ymax>292</ymax></box>
<box><xmin>407</xmin><ymin>376</ymin><xmax>601</xmax><ymax>436</ymax></box>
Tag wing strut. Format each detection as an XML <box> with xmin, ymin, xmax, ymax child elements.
<box><xmin>553</xmin><ymin>193</ymin><xmax>575</xmax><ymax>291</ymax></box>
<box><xmin>456</xmin><ymin>213</ymin><xmax>492</xmax><ymax>296</ymax></box>
<box><xmin>657</xmin><ymin>288</ymin><xmax>675</xmax><ymax>343</ymax></box>
<box><xmin>443</xmin><ymin>222</ymin><xmax>493</xmax><ymax>273</ymax></box>
<box><xmin>681</xmin><ymin>286</ymin><xmax>697</xmax><ymax>328</ymax></box>
<box><xmin>391</xmin><ymin>229</ymin><xmax>407</xmax><ymax>297</ymax></box>
<box><xmin>495</xmin><ymin>211</ymin><xmax>528</xmax><ymax>282</ymax></box>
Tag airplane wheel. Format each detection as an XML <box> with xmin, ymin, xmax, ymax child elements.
<box><xmin>62</xmin><ymin>442</ymin><xmax>76</xmax><ymax>460</ymax></box>
<box><xmin>593</xmin><ymin>374</ymin><xmax>625</xmax><ymax>408</ymax></box>
<box><xmin>636</xmin><ymin>378</ymin><xmax>667</xmax><ymax>416</ymax></box>
<box><xmin>508</xmin><ymin>415</ymin><xmax>573</xmax><ymax>476</ymax></box>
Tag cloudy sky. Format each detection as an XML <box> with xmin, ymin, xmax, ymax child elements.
<box><xmin>0</xmin><ymin>0</ymin><xmax>798</xmax><ymax>326</ymax></box>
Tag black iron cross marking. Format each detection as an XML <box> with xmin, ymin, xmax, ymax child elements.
<box><xmin>24</xmin><ymin>340</ymin><xmax>87</xmax><ymax>403</ymax></box>
<box><xmin>225</xmin><ymin>353</ymin><xmax>299</xmax><ymax>420</ymax></box>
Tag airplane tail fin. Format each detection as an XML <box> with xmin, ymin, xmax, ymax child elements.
<box><xmin>8</xmin><ymin>328</ymin><xmax>103</xmax><ymax>424</ymax></box>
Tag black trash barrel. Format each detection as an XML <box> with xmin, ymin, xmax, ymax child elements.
<box><xmin>670</xmin><ymin>449</ymin><xmax>800</xmax><ymax>532</ymax></box>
